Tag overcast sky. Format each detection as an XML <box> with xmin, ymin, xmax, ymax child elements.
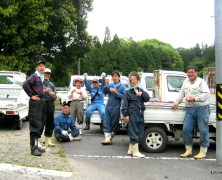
<box><xmin>87</xmin><ymin>0</ymin><xmax>215</xmax><ymax>48</ymax></box>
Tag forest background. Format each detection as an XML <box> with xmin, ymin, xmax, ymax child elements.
<box><xmin>0</xmin><ymin>0</ymin><xmax>215</xmax><ymax>86</ymax></box>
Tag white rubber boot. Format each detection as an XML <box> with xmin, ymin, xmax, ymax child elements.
<box><xmin>110</xmin><ymin>132</ymin><xmax>115</xmax><ymax>141</ymax></box>
<box><xmin>180</xmin><ymin>145</ymin><xmax>192</xmax><ymax>158</ymax></box>
<box><xmin>68</xmin><ymin>134</ymin><xmax>82</xmax><ymax>141</ymax></box>
<box><xmin>101</xmin><ymin>133</ymin><xmax>112</xmax><ymax>145</ymax></box>
<box><xmin>45</xmin><ymin>137</ymin><xmax>55</xmax><ymax>147</ymax></box>
<box><xmin>132</xmin><ymin>143</ymin><xmax>145</xmax><ymax>158</ymax></box>
<box><xmin>194</xmin><ymin>147</ymin><xmax>207</xmax><ymax>159</ymax></box>
<box><xmin>127</xmin><ymin>144</ymin><xmax>133</xmax><ymax>155</ymax></box>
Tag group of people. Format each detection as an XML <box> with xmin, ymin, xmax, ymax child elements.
<box><xmin>23</xmin><ymin>60</ymin><xmax>211</xmax><ymax>160</ymax></box>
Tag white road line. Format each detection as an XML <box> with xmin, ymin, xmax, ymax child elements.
<box><xmin>0</xmin><ymin>163</ymin><xmax>73</xmax><ymax>177</ymax></box>
<box><xmin>73</xmin><ymin>154</ymin><xmax>216</xmax><ymax>161</ymax></box>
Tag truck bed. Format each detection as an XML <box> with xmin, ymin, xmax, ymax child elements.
<box><xmin>144</xmin><ymin>101</ymin><xmax>216</xmax><ymax>126</ymax></box>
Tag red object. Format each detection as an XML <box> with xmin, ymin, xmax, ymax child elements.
<box><xmin>6</xmin><ymin>111</ymin><xmax>15</xmax><ymax>115</ymax></box>
<box><xmin>74</xmin><ymin>78</ymin><xmax>83</xmax><ymax>83</ymax></box>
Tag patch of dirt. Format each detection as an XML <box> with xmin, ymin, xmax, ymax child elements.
<box><xmin>0</xmin><ymin>120</ymin><xmax>73</xmax><ymax>172</ymax></box>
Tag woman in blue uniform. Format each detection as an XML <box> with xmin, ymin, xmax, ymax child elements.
<box><xmin>122</xmin><ymin>71</ymin><xmax>150</xmax><ymax>157</ymax></box>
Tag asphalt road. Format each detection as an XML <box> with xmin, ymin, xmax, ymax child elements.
<box><xmin>1</xmin><ymin>111</ymin><xmax>221</xmax><ymax>180</ymax></box>
<box><xmin>62</xmin><ymin>122</ymin><xmax>222</xmax><ymax>180</ymax></box>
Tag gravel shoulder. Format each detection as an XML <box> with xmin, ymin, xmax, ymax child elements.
<box><xmin>0</xmin><ymin>119</ymin><xmax>73</xmax><ymax>172</ymax></box>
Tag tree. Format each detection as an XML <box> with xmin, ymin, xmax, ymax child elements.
<box><xmin>0</xmin><ymin>0</ymin><xmax>48</xmax><ymax>71</ymax></box>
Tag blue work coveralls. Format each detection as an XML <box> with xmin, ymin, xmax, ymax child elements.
<box><xmin>54</xmin><ymin>113</ymin><xmax>79</xmax><ymax>142</ymax></box>
<box><xmin>103</xmin><ymin>81</ymin><xmax>126</xmax><ymax>134</ymax></box>
<box><xmin>84</xmin><ymin>78</ymin><xmax>106</xmax><ymax>122</ymax></box>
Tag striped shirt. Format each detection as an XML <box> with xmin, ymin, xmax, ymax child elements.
<box><xmin>23</xmin><ymin>73</ymin><xmax>44</xmax><ymax>98</ymax></box>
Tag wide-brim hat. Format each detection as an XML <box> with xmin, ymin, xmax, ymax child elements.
<box><xmin>74</xmin><ymin>78</ymin><xmax>83</xmax><ymax>83</ymax></box>
<box><xmin>128</xmin><ymin>71</ymin><xmax>140</xmax><ymax>81</ymax></box>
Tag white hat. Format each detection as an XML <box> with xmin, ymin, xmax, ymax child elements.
<box><xmin>44</xmin><ymin>68</ymin><xmax>51</xmax><ymax>74</ymax></box>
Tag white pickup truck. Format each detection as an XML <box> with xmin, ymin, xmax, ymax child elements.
<box><xmin>0</xmin><ymin>71</ymin><xmax>29</xmax><ymax>130</ymax></box>
<box><xmin>91</xmin><ymin>70</ymin><xmax>216</xmax><ymax>153</ymax></box>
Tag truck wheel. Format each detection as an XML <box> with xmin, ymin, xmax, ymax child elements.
<box><xmin>15</xmin><ymin>120</ymin><xmax>22</xmax><ymax>130</ymax></box>
<box><xmin>141</xmin><ymin>127</ymin><xmax>168</xmax><ymax>153</ymax></box>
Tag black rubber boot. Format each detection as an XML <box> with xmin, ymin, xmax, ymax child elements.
<box><xmin>83</xmin><ymin>118</ymin><xmax>90</xmax><ymax>130</ymax></box>
<box><xmin>30</xmin><ymin>138</ymin><xmax>42</xmax><ymax>156</ymax></box>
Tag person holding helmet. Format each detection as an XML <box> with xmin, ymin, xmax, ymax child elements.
<box><xmin>83</xmin><ymin>72</ymin><xmax>106</xmax><ymax>130</ymax></box>
<box><xmin>23</xmin><ymin>60</ymin><xmax>51</xmax><ymax>156</ymax></box>
<box><xmin>121</xmin><ymin>71</ymin><xmax>150</xmax><ymax>157</ymax></box>
<box><xmin>67</xmin><ymin>78</ymin><xmax>87</xmax><ymax>134</ymax></box>
<box><xmin>43</xmin><ymin>68</ymin><xmax>57</xmax><ymax>147</ymax></box>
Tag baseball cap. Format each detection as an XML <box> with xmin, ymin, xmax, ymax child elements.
<box><xmin>62</xmin><ymin>102</ymin><xmax>70</xmax><ymax>107</ymax></box>
<box><xmin>92</xmin><ymin>78</ymin><xmax>99</xmax><ymax>83</ymax></box>
<box><xmin>36</xmin><ymin>60</ymin><xmax>45</xmax><ymax>66</ymax></box>
<box><xmin>74</xmin><ymin>78</ymin><xmax>83</xmax><ymax>83</ymax></box>
<box><xmin>44</xmin><ymin>68</ymin><xmax>51</xmax><ymax>74</ymax></box>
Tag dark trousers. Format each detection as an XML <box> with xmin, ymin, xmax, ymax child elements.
<box><xmin>29</xmin><ymin>99</ymin><xmax>45</xmax><ymax>139</ymax></box>
<box><xmin>44</xmin><ymin>101</ymin><xmax>55</xmax><ymax>137</ymax></box>
<box><xmin>127</xmin><ymin>113</ymin><xmax>145</xmax><ymax>144</ymax></box>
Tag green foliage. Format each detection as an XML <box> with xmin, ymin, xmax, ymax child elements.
<box><xmin>0</xmin><ymin>2</ymin><xmax>215</xmax><ymax>86</ymax></box>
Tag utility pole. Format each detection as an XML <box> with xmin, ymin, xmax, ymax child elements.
<box><xmin>215</xmin><ymin>0</ymin><xmax>222</xmax><ymax>166</ymax></box>
<box><xmin>78</xmin><ymin>58</ymin><xmax>80</xmax><ymax>75</ymax></box>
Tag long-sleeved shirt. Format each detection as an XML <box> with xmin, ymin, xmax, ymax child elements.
<box><xmin>54</xmin><ymin>112</ymin><xmax>77</xmax><ymax>133</ymax></box>
<box><xmin>176</xmin><ymin>77</ymin><xmax>210</xmax><ymax>107</ymax></box>
<box><xmin>43</xmin><ymin>79</ymin><xmax>57</xmax><ymax>101</ymax></box>
<box><xmin>22</xmin><ymin>72</ymin><xmax>44</xmax><ymax>98</ymax></box>
<box><xmin>122</xmin><ymin>87</ymin><xmax>150</xmax><ymax>117</ymax></box>
<box><xmin>84</xmin><ymin>78</ymin><xmax>106</xmax><ymax>104</ymax></box>
<box><xmin>67</xmin><ymin>87</ymin><xmax>87</xmax><ymax>101</ymax></box>
<box><xmin>104</xmin><ymin>81</ymin><xmax>126</xmax><ymax>110</ymax></box>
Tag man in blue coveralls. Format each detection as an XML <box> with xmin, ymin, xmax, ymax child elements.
<box><xmin>102</xmin><ymin>70</ymin><xmax>126</xmax><ymax>145</ymax></box>
<box><xmin>83</xmin><ymin>72</ymin><xmax>106</xmax><ymax>130</ymax></box>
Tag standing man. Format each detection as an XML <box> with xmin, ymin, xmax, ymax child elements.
<box><xmin>102</xmin><ymin>70</ymin><xmax>126</xmax><ymax>145</ymax></box>
<box><xmin>54</xmin><ymin>103</ymin><xmax>81</xmax><ymax>142</ymax></box>
<box><xmin>23</xmin><ymin>60</ymin><xmax>50</xmax><ymax>156</ymax></box>
<box><xmin>83</xmin><ymin>72</ymin><xmax>106</xmax><ymax>130</ymax></box>
<box><xmin>67</xmin><ymin>78</ymin><xmax>87</xmax><ymax>134</ymax></box>
<box><xmin>43</xmin><ymin>68</ymin><xmax>57</xmax><ymax>147</ymax></box>
<box><xmin>172</xmin><ymin>66</ymin><xmax>210</xmax><ymax>159</ymax></box>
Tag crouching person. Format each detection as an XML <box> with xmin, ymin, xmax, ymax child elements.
<box><xmin>54</xmin><ymin>102</ymin><xmax>82</xmax><ymax>142</ymax></box>
<box><xmin>121</xmin><ymin>72</ymin><xmax>150</xmax><ymax>158</ymax></box>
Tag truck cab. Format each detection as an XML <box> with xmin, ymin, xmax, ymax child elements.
<box><xmin>0</xmin><ymin>71</ymin><xmax>29</xmax><ymax>129</ymax></box>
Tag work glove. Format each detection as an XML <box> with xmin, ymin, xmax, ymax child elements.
<box><xmin>61</xmin><ymin>130</ymin><xmax>68</xmax><ymax>136</ymax></box>
<box><xmin>101</xmin><ymin>72</ymin><xmax>106</xmax><ymax>78</ymax></box>
<box><xmin>83</xmin><ymin>73</ymin><xmax>88</xmax><ymax>80</ymax></box>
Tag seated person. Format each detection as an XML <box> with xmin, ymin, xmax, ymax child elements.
<box><xmin>54</xmin><ymin>102</ymin><xmax>81</xmax><ymax>142</ymax></box>
<box><xmin>83</xmin><ymin>72</ymin><xmax>106</xmax><ymax>130</ymax></box>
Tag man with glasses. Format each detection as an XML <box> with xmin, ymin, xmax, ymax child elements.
<box><xmin>172</xmin><ymin>66</ymin><xmax>210</xmax><ymax>159</ymax></box>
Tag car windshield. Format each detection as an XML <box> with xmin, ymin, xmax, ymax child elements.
<box><xmin>167</xmin><ymin>76</ymin><xmax>186</xmax><ymax>92</ymax></box>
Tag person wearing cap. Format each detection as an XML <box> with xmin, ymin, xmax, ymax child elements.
<box><xmin>23</xmin><ymin>60</ymin><xmax>51</xmax><ymax>156</ymax></box>
<box><xmin>67</xmin><ymin>78</ymin><xmax>87</xmax><ymax>134</ymax></box>
<box><xmin>121</xmin><ymin>71</ymin><xmax>150</xmax><ymax>157</ymax></box>
<box><xmin>54</xmin><ymin>103</ymin><xmax>81</xmax><ymax>142</ymax></box>
<box><xmin>42</xmin><ymin>68</ymin><xmax>57</xmax><ymax>147</ymax></box>
<box><xmin>83</xmin><ymin>72</ymin><xmax>106</xmax><ymax>130</ymax></box>
<box><xmin>102</xmin><ymin>70</ymin><xmax>126</xmax><ymax>145</ymax></box>
<box><xmin>171</xmin><ymin>66</ymin><xmax>210</xmax><ymax>159</ymax></box>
